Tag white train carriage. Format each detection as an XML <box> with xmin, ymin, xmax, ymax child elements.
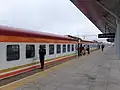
<box><xmin>0</xmin><ymin>26</ymin><xmax>99</xmax><ymax>79</ymax></box>
<box><xmin>0</xmin><ymin>26</ymin><xmax>77</xmax><ymax>79</ymax></box>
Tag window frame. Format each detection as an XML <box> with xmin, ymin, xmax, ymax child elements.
<box><xmin>72</xmin><ymin>44</ymin><xmax>74</xmax><ymax>51</ymax></box>
<box><xmin>62</xmin><ymin>44</ymin><xmax>66</xmax><ymax>53</ymax></box>
<box><xmin>56</xmin><ymin>44</ymin><xmax>61</xmax><ymax>54</ymax></box>
<box><xmin>7</xmin><ymin>45</ymin><xmax>20</xmax><ymax>61</ymax></box>
<box><xmin>26</xmin><ymin>44</ymin><xmax>35</xmax><ymax>59</ymax></box>
<box><xmin>49</xmin><ymin>44</ymin><xmax>54</xmax><ymax>55</ymax></box>
<box><xmin>67</xmin><ymin>44</ymin><xmax>70</xmax><ymax>52</ymax></box>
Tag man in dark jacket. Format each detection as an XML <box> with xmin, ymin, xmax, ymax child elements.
<box><xmin>86</xmin><ymin>45</ymin><xmax>90</xmax><ymax>54</ymax></box>
<box><xmin>101</xmin><ymin>44</ymin><xmax>105</xmax><ymax>51</ymax></box>
<box><xmin>39</xmin><ymin>47</ymin><xmax>46</xmax><ymax>69</ymax></box>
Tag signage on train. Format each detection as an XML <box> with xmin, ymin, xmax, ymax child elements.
<box><xmin>98</xmin><ymin>33</ymin><xmax>115</xmax><ymax>38</ymax></box>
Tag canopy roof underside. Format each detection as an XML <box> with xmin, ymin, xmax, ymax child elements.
<box><xmin>71</xmin><ymin>0</ymin><xmax>120</xmax><ymax>34</ymax></box>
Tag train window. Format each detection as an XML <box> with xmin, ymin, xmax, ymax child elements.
<box><xmin>40</xmin><ymin>45</ymin><xmax>46</xmax><ymax>55</ymax></box>
<box><xmin>7</xmin><ymin>45</ymin><xmax>20</xmax><ymax>61</ymax></box>
<box><xmin>67</xmin><ymin>44</ymin><xmax>70</xmax><ymax>52</ymax></box>
<box><xmin>72</xmin><ymin>44</ymin><xmax>74</xmax><ymax>51</ymax></box>
<box><xmin>63</xmin><ymin>44</ymin><xmax>66</xmax><ymax>53</ymax></box>
<box><xmin>57</xmin><ymin>44</ymin><xmax>61</xmax><ymax>54</ymax></box>
<box><xmin>49</xmin><ymin>44</ymin><xmax>54</xmax><ymax>55</ymax></box>
<box><xmin>26</xmin><ymin>45</ymin><xmax>35</xmax><ymax>58</ymax></box>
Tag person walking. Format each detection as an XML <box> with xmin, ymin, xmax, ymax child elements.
<box><xmin>97</xmin><ymin>44</ymin><xmax>100</xmax><ymax>49</ymax></box>
<box><xmin>86</xmin><ymin>45</ymin><xmax>90</xmax><ymax>54</ymax></box>
<box><xmin>39</xmin><ymin>46</ymin><xmax>46</xmax><ymax>69</ymax></box>
<box><xmin>101</xmin><ymin>44</ymin><xmax>105</xmax><ymax>51</ymax></box>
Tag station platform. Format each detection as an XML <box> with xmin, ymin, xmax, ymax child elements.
<box><xmin>1</xmin><ymin>46</ymin><xmax>120</xmax><ymax>90</ymax></box>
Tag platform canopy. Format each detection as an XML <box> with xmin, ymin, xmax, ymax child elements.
<box><xmin>70</xmin><ymin>0</ymin><xmax>120</xmax><ymax>34</ymax></box>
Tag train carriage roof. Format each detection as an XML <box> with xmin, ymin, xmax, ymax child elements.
<box><xmin>0</xmin><ymin>25</ymin><xmax>76</xmax><ymax>41</ymax></box>
<box><xmin>67</xmin><ymin>35</ymin><xmax>98</xmax><ymax>43</ymax></box>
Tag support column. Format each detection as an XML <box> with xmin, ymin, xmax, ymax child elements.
<box><xmin>115</xmin><ymin>19</ymin><xmax>120</xmax><ymax>59</ymax></box>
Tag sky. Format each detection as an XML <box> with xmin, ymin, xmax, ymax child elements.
<box><xmin>0</xmin><ymin>0</ymin><xmax>104</xmax><ymax>41</ymax></box>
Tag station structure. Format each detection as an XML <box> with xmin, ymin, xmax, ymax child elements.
<box><xmin>70</xmin><ymin>0</ymin><xmax>120</xmax><ymax>59</ymax></box>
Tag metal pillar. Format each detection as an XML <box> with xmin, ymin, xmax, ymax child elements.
<box><xmin>115</xmin><ymin>19</ymin><xmax>120</xmax><ymax>59</ymax></box>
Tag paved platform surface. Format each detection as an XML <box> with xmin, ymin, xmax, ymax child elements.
<box><xmin>1</xmin><ymin>46</ymin><xmax>120</xmax><ymax>90</ymax></box>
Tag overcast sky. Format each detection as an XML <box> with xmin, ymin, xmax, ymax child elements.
<box><xmin>0</xmin><ymin>0</ymin><xmax>103</xmax><ymax>40</ymax></box>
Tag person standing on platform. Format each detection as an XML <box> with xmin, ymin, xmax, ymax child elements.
<box><xmin>39</xmin><ymin>46</ymin><xmax>46</xmax><ymax>69</ymax></box>
<box><xmin>79</xmin><ymin>44</ymin><xmax>83</xmax><ymax>56</ymax></box>
<box><xmin>101</xmin><ymin>44</ymin><xmax>105</xmax><ymax>51</ymax></box>
<box><xmin>82</xmin><ymin>45</ymin><xmax>86</xmax><ymax>55</ymax></box>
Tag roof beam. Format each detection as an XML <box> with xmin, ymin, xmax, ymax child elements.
<box><xmin>96</xmin><ymin>0</ymin><xmax>119</xmax><ymax>20</ymax></box>
<box><xmin>103</xmin><ymin>17</ymin><xmax>117</xmax><ymax>29</ymax></box>
<box><xmin>106</xmin><ymin>24</ymin><xmax>116</xmax><ymax>33</ymax></box>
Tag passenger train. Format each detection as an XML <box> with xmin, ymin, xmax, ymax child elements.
<box><xmin>0</xmin><ymin>26</ymin><xmax>99</xmax><ymax>80</ymax></box>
